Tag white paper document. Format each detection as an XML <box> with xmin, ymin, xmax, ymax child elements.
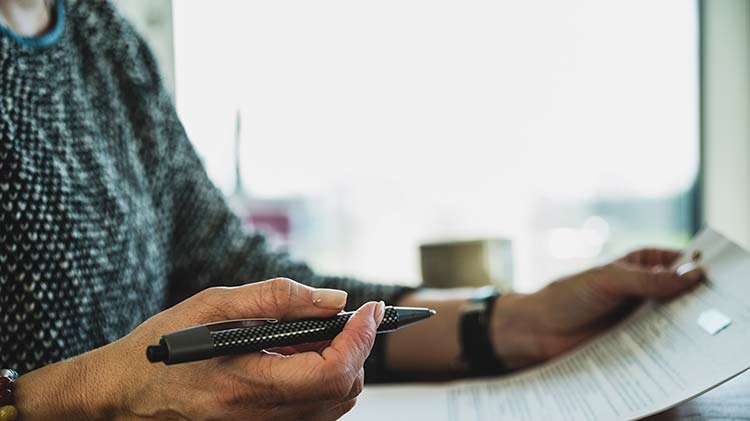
<box><xmin>345</xmin><ymin>228</ymin><xmax>750</xmax><ymax>421</ymax></box>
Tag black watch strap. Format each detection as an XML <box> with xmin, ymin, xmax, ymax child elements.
<box><xmin>459</xmin><ymin>286</ymin><xmax>510</xmax><ymax>376</ymax></box>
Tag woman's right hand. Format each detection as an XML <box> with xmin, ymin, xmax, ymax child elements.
<box><xmin>15</xmin><ymin>278</ymin><xmax>384</xmax><ymax>420</ymax></box>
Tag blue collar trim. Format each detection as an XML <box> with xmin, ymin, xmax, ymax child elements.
<box><xmin>0</xmin><ymin>0</ymin><xmax>65</xmax><ymax>49</ymax></box>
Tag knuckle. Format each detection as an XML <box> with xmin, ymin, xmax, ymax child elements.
<box><xmin>192</xmin><ymin>287</ymin><xmax>233</xmax><ymax>319</ymax></box>
<box><xmin>196</xmin><ymin>286</ymin><xmax>223</xmax><ymax>301</ymax></box>
<box><xmin>621</xmin><ymin>250</ymin><xmax>640</xmax><ymax>262</ymax></box>
<box><xmin>258</xmin><ymin>278</ymin><xmax>294</xmax><ymax>317</ymax></box>
<box><xmin>267</xmin><ymin>277</ymin><xmax>296</xmax><ymax>313</ymax></box>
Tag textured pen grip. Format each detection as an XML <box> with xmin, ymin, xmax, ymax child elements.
<box><xmin>212</xmin><ymin>307</ymin><xmax>399</xmax><ymax>356</ymax></box>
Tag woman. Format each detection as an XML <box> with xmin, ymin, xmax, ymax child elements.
<box><xmin>0</xmin><ymin>0</ymin><xmax>702</xmax><ymax>420</ymax></box>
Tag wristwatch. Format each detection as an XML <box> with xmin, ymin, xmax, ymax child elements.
<box><xmin>459</xmin><ymin>286</ymin><xmax>510</xmax><ymax>376</ymax></box>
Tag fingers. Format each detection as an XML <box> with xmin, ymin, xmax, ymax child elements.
<box><xmin>321</xmin><ymin>301</ymin><xmax>384</xmax><ymax>372</ymax></box>
<box><xmin>598</xmin><ymin>262</ymin><xmax>703</xmax><ymax>300</ymax></box>
<box><xmin>347</xmin><ymin>368</ymin><xmax>366</xmax><ymax>402</ymax></box>
<box><xmin>623</xmin><ymin>248</ymin><xmax>681</xmax><ymax>268</ymax></box>
<box><xmin>305</xmin><ymin>362</ymin><xmax>365</xmax><ymax>420</ymax></box>
<box><xmin>239</xmin><ymin>301</ymin><xmax>382</xmax><ymax>403</ymax></box>
<box><xmin>196</xmin><ymin>278</ymin><xmax>348</xmax><ymax>321</ymax></box>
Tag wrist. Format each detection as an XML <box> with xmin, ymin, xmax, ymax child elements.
<box><xmin>458</xmin><ymin>287</ymin><xmax>509</xmax><ymax>376</ymax></box>
<box><xmin>488</xmin><ymin>292</ymin><xmax>547</xmax><ymax>370</ymax></box>
<box><xmin>15</xmin><ymin>344</ymin><xmax>123</xmax><ymax>420</ymax></box>
<box><xmin>386</xmin><ymin>289</ymin><xmax>472</xmax><ymax>374</ymax></box>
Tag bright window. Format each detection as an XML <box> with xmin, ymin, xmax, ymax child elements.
<box><xmin>172</xmin><ymin>0</ymin><xmax>699</xmax><ymax>291</ymax></box>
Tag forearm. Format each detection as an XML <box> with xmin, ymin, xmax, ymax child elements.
<box><xmin>14</xmin><ymin>345</ymin><xmax>120</xmax><ymax>420</ymax></box>
<box><xmin>385</xmin><ymin>289</ymin><xmax>472</xmax><ymax>374</ymax></box>
<box><xmin>385</xmin><ymin>289</ymin><xmax>541</xmax><ymax>375</ymax></box>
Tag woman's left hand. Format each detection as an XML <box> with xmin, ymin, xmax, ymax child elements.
<box><xmin>489</xmin><ymin>248</ymin><xmax>704</xmax><ymax>369</ymax></box>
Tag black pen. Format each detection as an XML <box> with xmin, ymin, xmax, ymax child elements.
<box><xmin>146</xmin><ymin>306</ymin><xmax>436</xmax><ymax>365</ymax></box>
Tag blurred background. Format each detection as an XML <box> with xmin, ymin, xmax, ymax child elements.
<box><xmin>114</xmin><ymin>0</ymin><xmax>749</xmax><ymax>291</ymax></box>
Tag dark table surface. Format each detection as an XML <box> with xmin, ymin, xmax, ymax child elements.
<box><xmin>646</xmin><ymin>370</ymin><xmax>750</xmax><ymax>420</ymax></box>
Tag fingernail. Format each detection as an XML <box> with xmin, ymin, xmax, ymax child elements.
<box><xmin>312</xmin><ymin>288</ymin><xmax>348</xmax><ymax>309</ymax></box>
<box><xmin>676</xmin><ymin>262</ymin><xmax>703</xmax><ymax>283</ymax></box>
<box><xmin>373</xmin><ymin>301</ymin><xmax>386</xmax><ymax>326</ymax></box>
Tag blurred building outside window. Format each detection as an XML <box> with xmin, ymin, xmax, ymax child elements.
<box><xmin>172</xmin><ymin>0</ymin><xmax>699</xmax><ymax>291</ymax></box>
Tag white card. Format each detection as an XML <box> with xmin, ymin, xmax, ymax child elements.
<box><xmin>697</xmin><ymin>309</ymin><xmax>732</xmax><ymax>335</ymax></box>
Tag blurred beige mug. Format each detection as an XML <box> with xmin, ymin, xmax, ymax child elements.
<box><xmin>419</xmin><ymin>239</ymin><xmax>513</xmax><ymax>290</ymax></box>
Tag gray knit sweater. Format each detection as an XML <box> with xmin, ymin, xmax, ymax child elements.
<box><xmin>0</xmin><ymin>0</ymin><xmax>411</xmax><ymax>380</ymax></box>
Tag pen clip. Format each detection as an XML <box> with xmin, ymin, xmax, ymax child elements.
<box><xmin>203</xmin><ymin>318</ymin><xmax>278</xmax><ymax>332</ymax></box>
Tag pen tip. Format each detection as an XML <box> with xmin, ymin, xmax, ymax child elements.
<box><xmin>429</xmin><ymin>309</ymin><xmax>437</xmax><ymax>316</ymax></box>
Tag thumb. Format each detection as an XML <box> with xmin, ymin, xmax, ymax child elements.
<box><xmin>195</xmin><ymin>278</ymin><xmax>348</xmax><ymax>322</ymax></box>
<box><xmin>602</xmin><ymin>262</ymin><xmax>703</xmax><ymax>299</ymax></box>
<box><xmin>239</xmin><ymin>301</ymin><xmax>384</xmax><ymax>403</ymax></box>
<box><xmin>322</xmin><ymin>301</ymin><xmax>385</xmax><ymax>370</ymax></box>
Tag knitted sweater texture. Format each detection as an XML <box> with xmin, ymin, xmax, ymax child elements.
<box><xmin>0</xmin><ymin>0</ymin><xmax>410</xmax><ymax>379</ymax></box>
